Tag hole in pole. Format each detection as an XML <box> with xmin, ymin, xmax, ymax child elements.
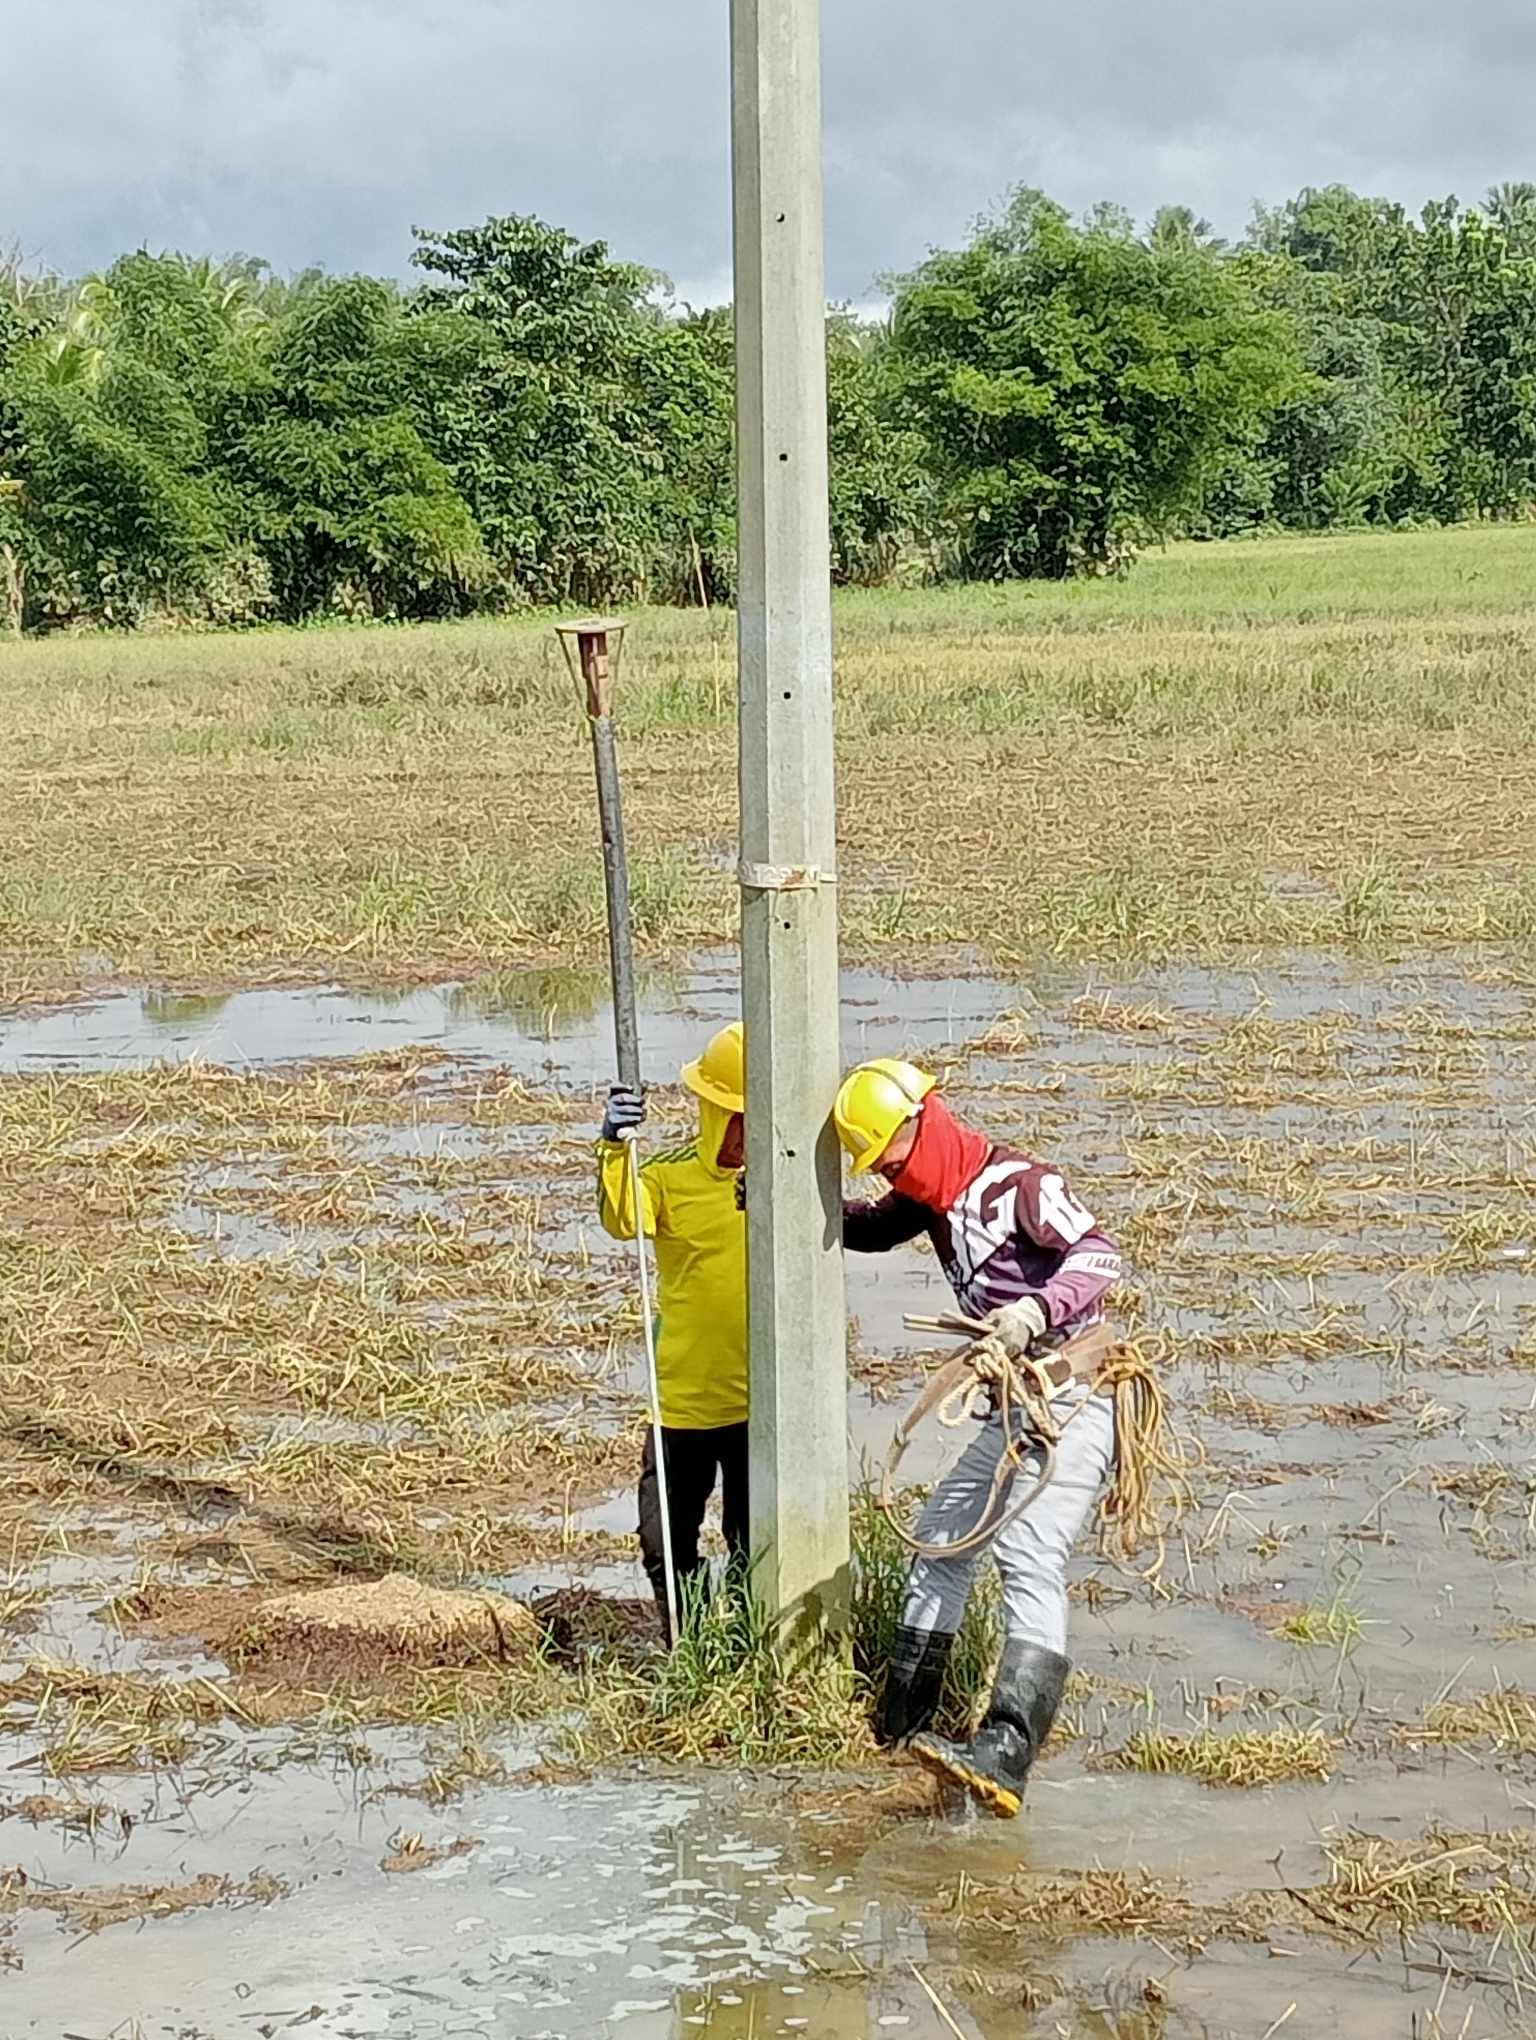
<box><xmin>778</xmin><ymin>452</ymin><xmax>789</xmax><ymax>463</ymax></box>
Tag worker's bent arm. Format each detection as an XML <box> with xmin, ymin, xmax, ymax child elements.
<box><xmin>1038</xmin><ymin>1230</ymin><xmax>1121</xmax><ymax>1326</ymax></box>
<box><xmin>842</xmin><ymin>1191</ymin><xmax>929</xmax><ymax>1253</ymax></box>
<box><xmin>596</xmin><ymin>1139</ymin><xmax>662</xmax><ymax>1240</ymax></box>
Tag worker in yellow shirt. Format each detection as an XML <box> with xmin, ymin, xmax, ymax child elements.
<box><xmin>596</xmin><ymin>1022</ymin><xmax>747</xmax><ymax>1641</ymax></box>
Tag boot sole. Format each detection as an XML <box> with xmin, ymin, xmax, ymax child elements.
<box><xmin>910</xmin><ymin>1735</ymin><xmax>1023</xmax><ymax>1819</ymax></box>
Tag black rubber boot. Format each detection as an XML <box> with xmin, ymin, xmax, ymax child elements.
<box><xmin>876</xmin><ymin>1625</ymin><xmax>954</xmax><ymax>1747</ymax></box>
<box><xmin>910</xmin><ymin>1641</ymin><xmax>1069</xmax><ymax>1819</ymax></box>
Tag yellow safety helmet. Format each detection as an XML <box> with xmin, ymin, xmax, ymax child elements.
<box><xmin>834</xmin><ymin>1057</ymin><xmax>935</xmax><ymax>1172</ymax></box>
<box><xmin>681</xmin><ymin>1021</ymin><xmax>745</xmax><ymax>1113</ymax></box>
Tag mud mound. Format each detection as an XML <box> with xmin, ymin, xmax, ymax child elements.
<box><xmin>534</xmin><ymin>1587</ymin><xmax>657</xmax><ymax>1660</ymax></box>
<box><xmin>238</xmin><ymin>1574</ymin><xmax>540</xmax><ymax>1675</ymax></box>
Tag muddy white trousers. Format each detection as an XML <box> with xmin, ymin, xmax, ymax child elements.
<box><xmin>901</xmin><ymin>1382</ymin><xmax>1116</xmax><ymax>1657</ymax></box>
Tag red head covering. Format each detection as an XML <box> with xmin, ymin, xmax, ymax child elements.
<box><xmin>889</xmin><ymin>1093</ymin><xmax>990</xmax><ymax>1213</ymax></box>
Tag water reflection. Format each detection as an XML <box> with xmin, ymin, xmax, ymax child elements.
<box><xmin>141</xmin><ymin>989</ymin><xmax>235</xmax><ymax>1026</ymax></box>
<box><xmin>0</xmin><ymin>957</ymin><xmax>1022</xmax><ymax>1080</ymax></box>
<box><xmin>445</xmin><ymin>965</ymin><xmax>686</xmax><ymax>1036</ymax></box>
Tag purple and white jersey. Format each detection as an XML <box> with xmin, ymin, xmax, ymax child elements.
<box><xmin>844</xmin><ymin>1143</ymin><xmax>1121</xmax><ymax>1334</ymax></box>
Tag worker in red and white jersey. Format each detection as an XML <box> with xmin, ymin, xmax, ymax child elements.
<box><xmin>839</xmin><ymin>1057</ymin><xmax>1122</xmax><ymax>1818</ymax></box>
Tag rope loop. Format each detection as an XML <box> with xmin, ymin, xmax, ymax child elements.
<box><xmin>878</xmin><ymin>1320</ymin><xmax>1200</xmax><ymax>1580</ymax></box>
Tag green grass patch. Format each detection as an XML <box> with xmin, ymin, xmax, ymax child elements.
<box><xmin>567</xmin><ymin>1578</ymin><xmax>869</xmax><ymax>1767</ymax></box>
<box><xmin>1274</xmin><ymin>1585</ymin><xmax>1368</xmax><ymax>1651</ymax></box>
<box><xmin>564</xmin><ymin>1489</ymin><xmax>999</xmax><ymax>1768</ymax></box>
<box><xmin>848</xmin><ymin>1488</ymin><xmax>999</xmax><ymax>1740</ymax></box>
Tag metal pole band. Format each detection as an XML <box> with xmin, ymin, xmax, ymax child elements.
<box><xmin>737</xmin><ymin>862</ymin><xmax>837</xmax><ymax>893</ymax></box>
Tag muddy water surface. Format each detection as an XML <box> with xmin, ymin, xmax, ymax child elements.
<box><xmin>0</xmin><ymin>956</ymin><xmax>1017</xmax><ymax>1081</ymax></box>
<box><xmin>3</xmin><ymin>952</ymin><xmax>1535</xmax><ymax>2035</ymax></box>
<box><xmin>4</xmin><ymin>1758</ymin><xmax>1527</xmax><ymax>2038</ymax></box>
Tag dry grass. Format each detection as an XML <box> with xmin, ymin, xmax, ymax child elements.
<box><xmin>0</xmin><ymin>1659</ymin><xmax>257</xmax><ymax>1774</ymax></box>
<box><xmin>933</xmin><ymin>1864</ymin><xmax>1212</xmax><ymax>1943</ymax></box>
<box><xmin>0</xmin><ymin>1054</ymin><xmax>651</xmax><ymax>1604</ymax></box>
<box><xmin>0</xmin><ymin>1580</ymin><xmax>44</xmax><ymax>1632</ymax></box>
<box><xmin>383</xmin><ymin>1735</ymin><xmax>510</xmax><ymax>1806</ymax></box>
<box><xmin>4</xmin><ymin>530</ymin><xmax>1536</xmax><ymax>994</ymax></box>
<box><xmin>1314</xmin><ymin>1827</ymin><xmax>1536</xmax><ymax>1939</ymax></box>
<box><xmin>379</xmin><ymin>1831</ymin><xmax>477</xmax><ymax>1874</ymax></box>
<box><xmin>1431</xmin><ymin>1465</ymin><xmax>1536</xmax><ymax>1522</ymax></box>
<box><xmin>0</xmin><ymin>1792</ymin><xmax>130</xmax><ymax>1842</ymax></box>
<box><xmin>923</xmin><ymin>1820</ymin><xmax>1536</xmax><ymax>1978</ymax></box>
<box><xmin>1096</xmin><ymin>1726</ymin><xmax>1334</xmax><ymax>1787</ymax></box>
<box><xmin>785</xmin><ymin>1773</ymin><xmax>939</xmax><ymax>1836</ymax></box>
<box><xmin>1395</xmin><ymin>1689</ymin><xmax>1536</xmax><ymax>1756</ymax></box>
<box><xmin>0</xmin><ymin>1864</ymin><xmax>283</xmax><ymax>1935</ymax></box>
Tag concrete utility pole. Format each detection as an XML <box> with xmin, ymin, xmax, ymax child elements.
<box><xmin>730</xmin><ymin>0</ymin><xmax>849</xmax><ymax>1644</ymax></box>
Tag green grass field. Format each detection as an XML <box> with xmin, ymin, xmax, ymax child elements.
<box><xmin>3</xmin><ymin>524</ymin><xmax>1535</xmax><ymax>1001</ymax></box>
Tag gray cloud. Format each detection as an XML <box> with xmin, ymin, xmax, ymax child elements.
<box><xmin>5</xmin><ymin>0</ymin><xmax>1534</xmax><ymax>296</ymax></box>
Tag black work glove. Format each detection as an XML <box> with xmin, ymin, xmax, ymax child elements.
<box><xmin>600</xmin><ymin>1085</ymin><xmax>646</xmax><ymax>1143</ymax></box>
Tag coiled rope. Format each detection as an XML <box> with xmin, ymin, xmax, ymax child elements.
<box><xmin>879</xmin><ymin>1315</ymin><xmax>1199</xmax><ymax>1583</ymax></box>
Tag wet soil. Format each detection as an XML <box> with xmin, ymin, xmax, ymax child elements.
<box><xmin>1</xmin><ymin>952</ymin><xmax>1535</xmax><ymax>2033</ymax></box>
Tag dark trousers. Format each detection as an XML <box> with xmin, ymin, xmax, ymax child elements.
<box><xmin>638</xmin><ymin>1421</ymin><xmax>750</xmax><ymax>1638</ymax></box>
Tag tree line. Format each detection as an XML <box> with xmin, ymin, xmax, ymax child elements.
<box><xmin>4</xmin><ymin>181</ymin><xmax>1536</xmax><ymax>632</ymax></box>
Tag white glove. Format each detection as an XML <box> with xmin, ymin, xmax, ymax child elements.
<box><xmin>985</xmin><ymin>1296</ymin><xmax>1048</xmax><ymax>1356</ymax></box>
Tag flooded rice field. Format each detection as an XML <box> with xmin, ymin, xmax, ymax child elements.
<box><xmin>1</xmin><ymin>950</ymin><xmax>1535</xmax><ymax>2037</ymax></box>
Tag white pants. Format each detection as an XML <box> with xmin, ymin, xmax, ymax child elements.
<box><xmin>902</xmin><ymin>1383</ymin><xmax>1116</xmax><ymax>1656</ymax></box>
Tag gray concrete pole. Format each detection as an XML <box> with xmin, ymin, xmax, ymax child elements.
<box><xmin>730</xmin><ymin>0</ymin><xmax>850</xmax><ymax>1644</ymax></box>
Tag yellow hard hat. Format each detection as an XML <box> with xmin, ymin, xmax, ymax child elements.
<box><xmin>681</xmin><ymin>1021</ymin><xmax>745</xmax><ymax>1113</ymax></box>
<box><xmin>834</xmin><ymin>1057</ymin><xmax>935</xmax><ymax>1171</ymax></box>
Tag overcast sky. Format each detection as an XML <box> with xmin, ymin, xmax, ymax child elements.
<box><xmin>6</xmin><ymin>0</ymin><xmax>1534</xmax><ymax>302</ymax></box>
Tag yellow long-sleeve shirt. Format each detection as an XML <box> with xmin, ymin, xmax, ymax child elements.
<box><xmin>595</xmin><ymin>1094</ymin><xmax>747</xmax><ymax>1429</ymax></box>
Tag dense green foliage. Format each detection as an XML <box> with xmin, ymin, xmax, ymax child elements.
<box><xmin>884</xmin><ymin>191</ymin><xmax>1300</xmax><ymax>578</ymax></box>
<box><xmin>1236</xmin><ymin>184</ymin><xmax>1536</xmax><ymax>530</ymax></box>
<box><xmin>5</xmin><ymin>180</ymin><xmax>1536</xmax><ymax>629</ymax></box>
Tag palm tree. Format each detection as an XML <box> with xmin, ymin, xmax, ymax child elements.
<box><xmin>1484</xmin><ymin>182</ymin><xmax>1536</xmax><ymax>256</ymax></box>
<box><xmin>174</xmin><ymin>254</ymin><xmax>266</xmax><ymax>327</ymax></box>
<box><xmin>35</xmin><ymin>276</ymin><xmax>117</xmax><ymax>388</ymax></box>
<box><xmin>1148</xmin><ymin>206</ymin><xmax>1229</xmax><ymax>256</ymax></box>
